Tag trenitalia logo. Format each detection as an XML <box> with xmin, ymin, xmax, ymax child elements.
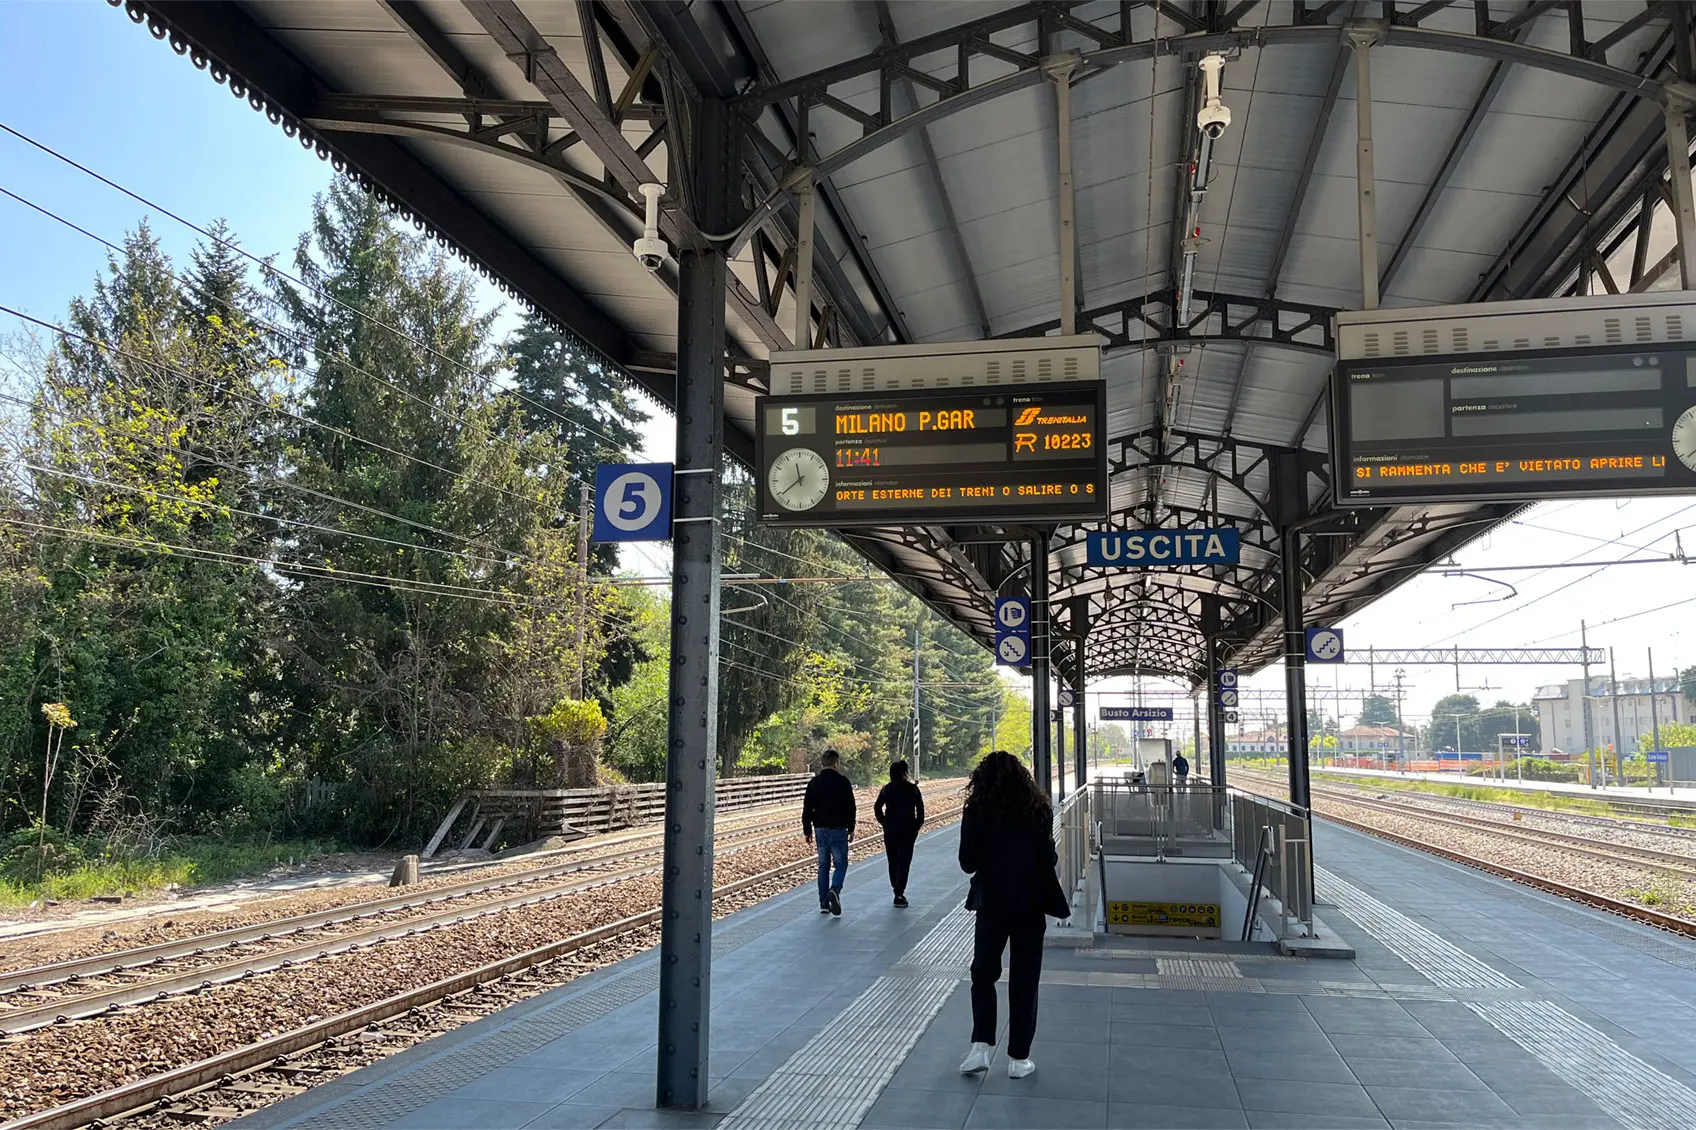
<box><xmin>1014</xmin><ymin>406</ymin><xmax>1090</xmax><ymax>426</ymax></box>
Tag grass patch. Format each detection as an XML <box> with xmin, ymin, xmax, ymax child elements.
<box><xmin>0</xmin><ymin>834</ymin><xmax>344</xmax><ymax>909</ymax></box>
<box><xmin>1625</xmin><ymin>872</ymin><xmax>1692</xmax><ymax>913</ymax></box>
<box><xmin>1309</xmin><ymin>772</ymin><xmax>1622</xmax><ymax>817</ymax></box>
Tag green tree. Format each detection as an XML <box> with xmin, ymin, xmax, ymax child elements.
<box><xmin>1640</xmin><ymin>721</ymin><xmax>1696</xmax><ymax>752</ymax></box>
<box><xmin>1428</xmin><ymin>693</ymin><xmax>1480</xmax><ymax>750</ymax></box>
<box><xmin>1358</xmin><ymin>694</ymin><xmax>1399</xmax><ymax>727</ymax></box>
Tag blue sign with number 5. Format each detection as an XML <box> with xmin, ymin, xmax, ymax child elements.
<box><xmin>593</xmin><ymin>463</ymin><xmax>673</xmax><ymax>543</ymax></box>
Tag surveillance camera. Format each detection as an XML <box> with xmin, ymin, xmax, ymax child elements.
<box><xmin>633</xmin><ymin>182</ymin><xmax>668</xmax><ymax>273</ymax></box>
<box><xmin>633</xmin><ymin>235</ymin><xmax>667</xmax><ymax>273</ymax></box>
<box><xmin>1197</xmin><ymin>102</ymin><xmax>1232</xmax><ymax>140</ymax></box>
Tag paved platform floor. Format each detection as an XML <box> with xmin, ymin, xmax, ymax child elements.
<box><xmin>236</xmin><ymin>818</ymin><xmax>1696</xmax><ymax>1130</ymax></box>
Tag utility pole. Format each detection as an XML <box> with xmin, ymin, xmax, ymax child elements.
<box><xmin>1650</xmin><ymin>648</ymin><xmax>1663</xmax><ymax>784</ymax></box>
<box><xmin>575</xmin><ymin>483</ymin><xmax>591</xmax><ymax>699</ymax></box>
<box><xmin>912</xmin><ymin>626</ymin><xmax>921</xmax><ymax>780</ymax></box>
<box><xmin>1609</xmin><ymin>647</ymin><xmax>1623</xmax><ymax>784</ymax></box>
<box><xmin>1581</xmin><ymin>621</ymin><xmax>1597</xmax><ymax>788</ymax></box>
<box><xmin>1394</xmin><ymin>668</ymin><xmax>1407</xmax><ymax>766</ymax></box>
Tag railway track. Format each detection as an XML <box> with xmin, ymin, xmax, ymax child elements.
<box><xmin>0</xmin><ymin>810</ymin><xmax>961</xmax><ymax>1130</ymax></box>
<box><xmin>1232</xmin><ymin>771</ymin><xmax>1696</xmax><ymax>940</ymax></box>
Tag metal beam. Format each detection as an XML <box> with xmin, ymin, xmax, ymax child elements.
<box><xmin>996</xmin><ymin>289</ymin><xmax>1337</xmax><ymax>356</ymax></box>
<box><xmin>1267</xmin><ymin>42</ymin><xmax>1351</xmax><ymax>296</ymax></box>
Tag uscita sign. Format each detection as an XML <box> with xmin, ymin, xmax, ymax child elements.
<box><xmin>1086</xmin><ymin>528</ymin><xmax>1240</xmax><ymax>567</ymax></box>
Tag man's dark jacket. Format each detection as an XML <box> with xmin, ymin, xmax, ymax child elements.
<box><xmin>802</xmin><ymin>768</ymin><xmax>856</xmax><ymax>836</ymax></box>
<box><xmin>874</xmin><ymin>780</ymin><xmax>926</xmax><ymax>838</ymax></box>
<box><xmin>957</xmin><ymin>804</ymin><xmax>1072</xmax><ymax>919</ymax></box>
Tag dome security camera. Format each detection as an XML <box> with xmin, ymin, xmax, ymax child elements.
<box><xmin>1197</xmin><ymin>54</ymin><xmax>1231</xmax><ymax>140</ymax></box>
<box><xmin>633</xmin><ymin>183</ymin><xmax>667</xmax><ymax>272</ymax></box>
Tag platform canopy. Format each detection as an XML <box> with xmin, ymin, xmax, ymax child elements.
<box><xmin>125</xmin><ymin>0</ymin><xmax>1694</xmax><ymax>682</ymax></box>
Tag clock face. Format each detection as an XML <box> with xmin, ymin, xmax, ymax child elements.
<box><xmin>768</xmin><ymin>447</ymin><xmax>830</xmax><ymax>512</ymax></box>
<box><xmin>1674</xmin><ymin>404</ymin><xmax>1696</xmax><ymax>472</ymax></box>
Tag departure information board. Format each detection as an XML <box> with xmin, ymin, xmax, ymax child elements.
<box><xmin>1334</xmin><ymin>344</ymin><xmax>1696</xmax><ymax>506</ymax></box>
<box><xmin>755</xmin><ymin>381</ymin><xmax>1107</xmax><ymax>526</ymax></box>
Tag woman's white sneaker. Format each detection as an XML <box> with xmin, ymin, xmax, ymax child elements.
<box><xmin>1007</xmin><ymin>1058</ymin><xmax>1036</xmax><ymax>1079</ymax></box>
<box><xmin>958</xmin><ymin>1043</ymin><xmax>993</xmax><ymax>1074</ymax></box>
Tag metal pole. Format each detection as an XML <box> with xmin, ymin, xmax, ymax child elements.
<box><xmin>1651</xmin><ymin>648</ymin><xmax>1663</xmax><ymax>782</ymax></box>
<box><xmin>1281</xmin><ymin>525</ymin><xmax>1311</xmax><ymax>811</ymax></box>
<box><xmin>575</xmin><ymin>483</ymin><xmax>592</xmax><ymax>699</ymax></box>
<box><xmin>1581</xmin><ymin>623</ymin><xmax>1597</xmax><ymax>788</ymax></box>
<box><xmin>1666</xmin><ymin>3</ymin><xmax>1696</xmax><ymax>287</ymax></box>
<box><xmin>1073</xmin><ymin>640</ymin><xmax>1088</xmax><ymax>790</ymax></box>
<box><xmin>1208</xmin><ymin>635</ymin><xmax>1228</xmax><ymax>792</ymax></box>
<box><xmin>793</xmin><ymin>181</ymin><xmax>815</xmax><ymax>348</ymax></box>
<box><xmin>1610</xmin><ymin>647</ymin><xmax>1624</xmax><ymax>784</ymax></box>
<box><xmin>912</xmin><ymin>625</ymin><xmax>921</xmax><ymax>780</ymax></box>
<box><xmin>1031</xmin><ymin>531</ymin><xmax>1052</xmax><ymax>799</ymax></box>
<box><xmin>1193</xmin><ymin>694</ymin><xmax>1203</xmax><ymax>782</ymax></box>
<box><xmin>1047</xmin><ymin>54</ymin><xmax>1079</xmax><ymax>334</ymax></box>
<box><xmin>1348</xmin><ymin>24</ymin><xmax>1382</xmax><ymax>310</ymax></box>
<box><xmin>655</xmin><ymin>97</ymin><xmax>729</xmax><ymax>1112</ymax></box>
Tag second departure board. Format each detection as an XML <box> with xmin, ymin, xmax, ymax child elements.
<box><xmin>1334</xmin><ymin>344</ymin><xmax>1696</xmax><ymax>506</ymax></box>
<box><xmin>755</xmin><ymin>381</ymin><xmax>1108</xmax><ymax>526</ymax></box>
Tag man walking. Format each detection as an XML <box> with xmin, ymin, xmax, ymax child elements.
<box><xmin>1172</xmin><ymin>750</ymin><xmax>1190</xmax><ymax>785</ymax></box>
<box><xmin>803</xmin><ymin>749</ymin><xmax>855</xmax><ymax>916</ymax></box>
<box><xmin>874</xmin><ymin>759</ymin><xmax>925</xmax><ymax>907</ymax></box>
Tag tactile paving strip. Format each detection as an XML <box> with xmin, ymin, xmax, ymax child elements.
<box><xmin>1155</xmin><ymin>957</ymin><xmax>1242</xmax><ymax>978</ymax></box>
<box><xmin>1319</xmin><ymin>866</ymin><xmax>1696</xmax><ymax>1130</ymax></box>
<box><xmin>718</xmin><ymin>906</ymin><xmax>975</xmax><ymax>1130</ymax></box>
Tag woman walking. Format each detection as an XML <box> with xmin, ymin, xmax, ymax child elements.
<box><xmin>874</xmin><ymin>759</ymin><xmax>925</xmax><ymax>907</ymax></box>
<box><xmin>957</xmin><ymin>750</ymin><xmax>1072</xmax><ymax>1080</ymax></box>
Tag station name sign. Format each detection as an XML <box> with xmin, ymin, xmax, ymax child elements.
<box><xmin>1101</xmin><ymin>706</ymin><xmax>1174</xmax><ymax>721</ymax></box>
<box><xmin>1333</xmin><ymin>344</ymin><xmax>1696</xmax><ymax>506</ymax></box>
<box><xmin>1086</xmin><ymin>528</ymin><xmax>1240</xmax><ymax>567</ymax></box>
<box><xmin>755</xmin><ymin>381</ymin><xmax>1107</xmax><ymax>526</ymax></box>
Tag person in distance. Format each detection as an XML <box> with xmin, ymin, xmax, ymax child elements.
<box><xmin>874</xmin><ymin>759</ymin><xmax>925</xmax><ymax>907</ymax></box>
<box><xmin>801</xmin><ymin>749</ymin><xmax>856</xmax><ymax>916</ymax></box>
<box><xmin>957</xmin><ymin>750</ymin><xmax>1072</xmax><ymax>1081</ymax></box>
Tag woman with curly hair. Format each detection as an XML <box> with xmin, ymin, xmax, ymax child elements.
<box><xmin>956</xmin><ymin>750</ymin><xmax>1072</xmax><ymax>1080</ymax></box>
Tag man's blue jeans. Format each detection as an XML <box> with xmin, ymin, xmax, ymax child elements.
<box><xmin>815</xmin><ymin>827</ymin><xmax>849</xmax><ymax>905</ymax></box>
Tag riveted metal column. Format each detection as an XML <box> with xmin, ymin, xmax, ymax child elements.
<box><xmin>793</xmin><ymin>179</ymin><xmax>816</xmax><ymax>348</ymax></box>
<box><xmin>1031</xmin><ymin>531</ymin><xmax>1053</xmax><ymax>799</ymax></box>
<box><xmin>1348</xmin><ymin>23</ymin><xmax>1382</xmax><ymax>311</ymax></box>
<box><xmin>1274</xmin><ymin>454</ymin><xmax>1311</xmax><ymax>813</ymax></box>
<box><xmin>1073</xmin><ymin>648</ymin><xmax>1088</xmax><ymax>791</ymax></box>
<box><xmin>1203</xmin><ymin>599</ymin><xmax>1228</xmax><ymax>795</ymax></box>
<box><xmin>656</xmin><ymin>96</ymin><xmax>729</xmax><ymax>1112</ymax></box>
<box><xmin>1672</xmin><ymin>3</ymin><xmax>1696</xmax><ymax>288</ymax></box>
<box><xmin>1045</xmin><ymin>53</ymin><xmax>1080</xmax><ymax>334</ymax></box>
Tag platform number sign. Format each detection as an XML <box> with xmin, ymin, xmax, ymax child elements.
<box><xmin>994</xmin><ymin>596</ymin><xmax>1031</xmax><ymax>667</ymax></box>
<box><xmin>1305</xmin><ymin>627</ymin><xmax>1345</xmax><ymax>663</ymax></box>
<box><xmin>592</xmin><ymin>463</ymin><xmax>673</xmax><ymax>542</ymax></box>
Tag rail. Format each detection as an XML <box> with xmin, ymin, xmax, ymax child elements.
<box><xmin>1229</xmin><ymin>789</ymin><xmax>1313</xmax><ymax>936</ymax></box>
<box><xmin>1091</xmin><ymin>779</ymin><xmax>1227</xmax><ymax>855</ymax></box>
<box><xmin>1054</xmin><ymin>785</ymin><xmax>1092</xmax><ymax>921</ymax></box>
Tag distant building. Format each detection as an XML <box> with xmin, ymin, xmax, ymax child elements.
<box><xmin>1337</xmin><ymin>725</ymin><xmax>1411</xmax><ymax>753</ymax></box>
<box><xmin>1533</xmin><ymin>676</ymin><xmax>1690</xmax><ymax>756</ymax></box>
<box><xmin>1226</xmin><ymin>730</ymin><xmax>1284</xmax><ymax>755</ymax></box>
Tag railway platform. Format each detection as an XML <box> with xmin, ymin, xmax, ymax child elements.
<box><xmin>232</xmin><ymin>819</ymin><xmax>1696</xmax><ymax>1130</ymax></box>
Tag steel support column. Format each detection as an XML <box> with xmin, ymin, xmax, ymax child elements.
<box><xmin>793</xmin><ymin>180</ymin><xmax>815</xmax><ymax>348</ymax></box>
<box><xmin>1207</xmin><ymin>634</ymin><xmax>1228</xmax><ymax>793</ymax></box>
<box><xmin>1348</xmin><ymin>22</ymin><xmax>1383</xmax><ymax>311</ymax></box>
<box><xmin>1273</xmin><ymin>453</ymin><xmax>1311</xmax><ymax>813</ymax></box>
<box><xmin>1046</xmin><ymin>54</ymin><xmax>1080</xmax><ymax>335</ymax></box>
<box><xmin>1665</xmin><ymin>97</ymin><xmax>1696</xmax><ymax>288</ymax></box>
<box><xmin>1031</xmin><ymin>531</ymin><xmax>1053</xmax><ymax>799</ymax></box>
<box><xmin>656</xmin><ymin>97</ymin><xmax>730</xmax><ymax>1112</ymax></box>
<box><xmin>1073</xmin><ymin>641</ymin><xmax>1088</xmax><ymax>791</ymax></box>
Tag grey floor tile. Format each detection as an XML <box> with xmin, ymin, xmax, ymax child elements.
<box><xmin>1113</xmin><ymin>988</ymin><xmax>1215</xmax><ymax>1008</ymax></box>
<box><xmin>1233</xmin><ymin>1079</ymin><xmax>1381</xmax><ymax>1118</ymax></box>
<box><xmin>1110</xmin><ymin>1044</ymin><xmax>1231</xmax><ymax>1078</ymax></box>
<box><xmin>1114</xmin><ymin>1002</ymin><xmax>1215</xmax><ymax>1027</ymax></box>
<box><xmin>456</xmin><ymin>1068</ymin><xmax>609</xmax><ymax>1104</ymax></box>
<box><xmin>1106</xmin><ymin>1103</ymin><xmax>1248</xmax><ymax>1129</ymax></box>
<box><xmin>700</xmin><ymin>1077</ymin><xmax>763</xmax><ymax>1112</ymax></box>
<box><xmin>1243</xmin><ymin>1111</ymin><xmax>1389</xmax><ymax>1129</ymax></box>
<box><xmin>965</xmin><ymin>1094</ymin><xmax>1106</xmax><ymax>1128</ymax></box>
<box><xmin>1219</xmin><ymin>1027</ymin><xmax>1338</xmax><ymax>1056</ymax></box>
<box><xmin>1111</xmin><ymin>1020</ymin><xmax>1224</xmax><ymax>1050</ymax></box>
<box><xmin>1339</xmin><ymin>1037</ymin><xmax>1459</xmax><ymax>1064</ymax></box>
<box><xmin>1437</xmin><ymin>1038</ymin><xmax>1543</xmax><ymax>1065</ymax></box>
<box><xmin>393</xmin><ymin>1098</ymin><xmax>557</xmax><ymax>1129</ymax></box>
<box><xmin>1225</xmin><ymin>1049</ymin><xmax>1356</xmax><ymax>1084</ymax></box>
<box><xmin>519</xmin><ymin>1105</ymin><xmax>625</xmax><ymax>1130</ymax></box>
<box><xmin>588</xmin><ymin>1110</ymin><xmax>723</xmax><ymax>1129</ymax></box>
<box><xmin>565</xmin><ymin>1073</ymin><xmax>662</xmax><ymax>1109</ymax></box>
<box><xmin>1363</xmin><ymin>1085</ymin><xmax>1518</xmax><ymax>1123</ymax></box>
<box><xmin>1107</xmin><ymin>1072</ymin><xmax>1240</xmax><ymax>1109</ymax></box>
<box><xmin>1344</xmin><ymin>1057</ymin><xmax>1488</xmax><ymax>1090</ymax></box>
<box><xmin>1312</xmin><ymin>1014</ymin><xmax>1434</xmax><ymax>1037</ymax></box>
<box><xmin>981</xmin><ymin>1043</ymin><xmax>1111</xmax><ymax>1101</ymax></box>
<box><xmin>890</xmin><ymin>1055</ymin><xmax>990</xmax><ymax>1095</ymax></box>
<box><xmin>1461</xmin><ymin>1058</ymin><xmax>1572</xmax><ymax>1091</ymax></box>
<box><xmin>1041</xmin><ymin>982</ymin><xmax>1110</xmax><ymax>1004</ymax></box>
<box><xmin>1495</xmin><ymin>1089</ymin><xmax>1612</xmax><ymax>1119</ymax></box>
<box><xmin>1205</xmin><ymin>992</ymin><xmax>1309</xmax><ymax>1013</ymax></box>
<box><xmin>1209</xmin><ymin>1007</ymin><xmax>1324</xmax><ymax>1033</ymax></box>
<box><xmin>861</xmin><ymin>1087</ymin><xmax>978</xmax><ymax>1129</ymax></box>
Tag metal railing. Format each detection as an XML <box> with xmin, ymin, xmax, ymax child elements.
<box><xmin>1229</xmin><ymin>789</ymin><xmax>1313</xmax><ymax>937</ymax></box>
<box><xmin>1053</xmin><ymin>784</ymin><xmax>1092</xmax><ymax>921</ymax></box>
<box><xmin>1091</xmin><ymin>778</ymin><xmax>1227</xmax><ymax>854</ymax></box>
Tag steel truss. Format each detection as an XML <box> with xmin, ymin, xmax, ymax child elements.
<box><xmin>995</xmin><ymin>289</ymin><xmax>1336</xmax><ymax>356</ymax></box>
<box><xmin>1344</xmin><ymin>648</ymin><xmax>1607</xmax><ymax>665</ymax></box>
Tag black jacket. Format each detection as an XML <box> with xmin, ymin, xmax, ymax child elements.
<box><xmin>957</xmin><ymin>803</ymin><xmax>1072</xmax><ymax>920</ymax></box>
<box><xmin>802</xmin><ymin>769</ymin><xmax>856</xmax><ymax>835</ymax></box>
<box><xmin>874</xmin><ymin>780</ymin><xmax>925</xmax><ymax>837</ymax></box>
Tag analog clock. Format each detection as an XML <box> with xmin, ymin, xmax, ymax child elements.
<box><xmin>1674</xmin><ymin>404</ymin><xmax>1696</xmax><ymax>473</ymax></box>
<box><xmin>768</xmin><ymin>447</ymin><xmax>830</xmax><ymax>512</ymax></box>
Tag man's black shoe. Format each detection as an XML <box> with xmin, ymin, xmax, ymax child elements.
<box><xmin>894</xmin><ymin>894</ymin><xmax>909</xmax><ymax>908</ymax></box>
<box><xmin>829</xmin><ymin>890</ymin><xmax>842</xmax><ymax>916</ymax></box>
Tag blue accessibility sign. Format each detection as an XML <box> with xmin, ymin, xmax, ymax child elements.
<box><xmin>993</xmin><ymin>596</ymin><xmax>1031</xmax><ymax>667</ymax></box>
<box><xmin>1304</xmin><ymin>627</ymin><xmax>1345</xmax><ymax>663</ymax></box>
<box><xmin>1086</xmin><ymin>528</ymin><xmax>1240</xmax><ymax>568</ymax></box>
<box><xmin>1101</xmin><ymin>706</ymin><xmax>1174</xmax><ymax>721</ymax></box>
<box><xmin>592</xmin><ymin>463</ymin><xmax>673</xmax><ymax>542</ymax></box>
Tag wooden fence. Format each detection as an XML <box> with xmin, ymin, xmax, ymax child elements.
<box><xmin>423</xmin><ymin>774</ymin><xmax>812</xmax><ymax>858</ymax></box>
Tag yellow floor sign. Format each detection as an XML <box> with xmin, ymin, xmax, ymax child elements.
<box><xmin>1107</xmin><ymin>901</ymin><xmax>1220</xmax><ymax>928</ymax></box>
